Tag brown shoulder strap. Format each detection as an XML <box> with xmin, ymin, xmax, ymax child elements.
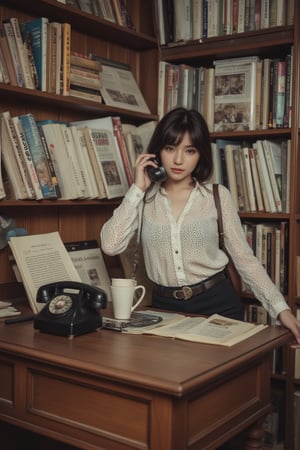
<box><xmin>212</xmin><ymin>184</ymin><xmax>225</xmax><ymax>250</ymax></box>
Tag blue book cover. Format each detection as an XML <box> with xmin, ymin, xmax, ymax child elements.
<box><xmin>18</xmin><ymin>114</ymin><xmax>60</xmax><ymax>198</ymax></box>
<box><xmin>20</xmin><ymin>17</ymin><xmax>48</xmax><ymax>91</ymax></box>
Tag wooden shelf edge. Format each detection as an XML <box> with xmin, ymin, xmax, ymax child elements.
<box><xmin>0</xmin><ymin>84</ymin><xmax>158</xmax><ymax>123</ymax></box>
<box><xmin>161</xmin><ymin>27</ymin><xmax>293</xmax><ymax>63</ymax></box>
<box><xmin>0</xmin><ymin>199</ymin><xmax>122</xmax><ymax>207</ymax></box>
<box><xmin>2</xmin><ymin>0</ymin><xmax>157</xmax><ymax>50</ymax></box>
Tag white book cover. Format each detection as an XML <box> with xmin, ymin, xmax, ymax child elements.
<box><xmin>69</xmin><ymin>126</ymin><xmax>97</xmax><ymax>199</ymax></box>
<box><xmin>262</xmin><ymin>140</ymin><xmax>282</xmax><ymax>212</ymax></box>
<box><xmin>214</xmin><ymin>56</ymin><xmax>258</xmax><ymax>132</ymax></box>
<box><xmin>122</xmin><ymin>121</ymin><xmax>156</xmax><ymax>171</ymax></box>
<box><xmin>60</xmin><ymin>124</ymin><xmax>86</xmax><ymax>198</ymax></box>
<box><xmin>65</xmin><ymin>239</ymin><xmax>112</xmax><ymax>302</ymax></box>
<box><xmin>1</xmin><ymin>111</ymin><xmax>34</xmax><ymax>199</ymax></box>
<box><xmin>253</xmin><ymin>141</ymin><xmax>276</xmax><ymax>213</ymax></box>
<box><xmin>224</xmin><ymin>142</ymin><xmax>240</xmax><ymax>210</ymax></box>
<box><xmin>38</xmin><ymin>121</ymin><xmax>78</xmax><ymax>199</ymax></box>
<box><xmin>71</xmin><ymin>117</ymin><xmax>128</xmax><ymax>198</ymax></box>
<box><xmin>0</xmin><ymin>113</ymin><xmax>28</xmax><ymax>199</ymax></box>
<box><xmin>241</xmin><ymin>146</ymin><xmax>256</xmax><ymax>212</ymax></box>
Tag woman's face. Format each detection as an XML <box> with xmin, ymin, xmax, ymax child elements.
<box><xmin>160</xmin><ymin>132</ymin><xmax>200</xmax><ymax>182</ymax></box>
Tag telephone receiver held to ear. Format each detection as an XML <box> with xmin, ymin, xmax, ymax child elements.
<box><xmin>146</xmin><ymin>158</ymin><xmax>166</xmax><ymax>182</ymax></box>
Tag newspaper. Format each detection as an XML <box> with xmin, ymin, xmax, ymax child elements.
<box><xmin>125</xmin><ymin>310</ymin><xmax>267</xmax><ymax>346</ymax></box>
<box><xmin>94</xmin><ymin>57</ymin><xmax>150</xmax><ymax>114</ymax></box>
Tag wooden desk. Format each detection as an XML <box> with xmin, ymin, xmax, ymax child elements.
<box><xmin>0</xmin><ymin>318</ymin><xmax>290</xmax><ymax>450</ymax></box>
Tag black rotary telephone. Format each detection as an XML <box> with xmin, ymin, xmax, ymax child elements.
<box><xmin>34</xmin><ymin>281</ymin><xmax>107</xmax><ymax>337</ymax></box>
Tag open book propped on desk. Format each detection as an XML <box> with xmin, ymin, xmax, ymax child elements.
<box><xmin>124</xmin><ymin>310</ymin><xmax>268</xmax><ymax>347</ymax></box>
<box><xmin>8</xmin><ymin>232</ymin><xmax>111</xmax><ymax>314</ymax></box>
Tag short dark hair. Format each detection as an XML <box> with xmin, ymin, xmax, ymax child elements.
<box><xmin>147</xmin><ymin>107</ymin><xmax>213</xmax><ymax>183</ymax></box>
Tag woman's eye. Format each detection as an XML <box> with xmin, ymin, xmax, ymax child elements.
<box><xmin>186</xmin><ymin>148</ymin><xmax>197</xmax><ymax>154</ymax></box>
<box><xmin>164</xmin><ymin>145</ymin><xmax>174</xmax><ymax>152</ymax></box>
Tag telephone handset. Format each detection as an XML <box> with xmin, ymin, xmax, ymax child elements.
<box><xmin>34</xmin><ymin>281</ymin><xmax>107</xmax><ymax>337</ymax></box>
<box><xmin>146</xmin><ymin>158</ymin><xmax>166</xmax><ymax>182</ymax></box>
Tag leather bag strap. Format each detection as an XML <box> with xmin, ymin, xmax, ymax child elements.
<box><xmin>212</xmin><ymin>183</ymin><xmax>225</xmax><ymax>250</ymax></box>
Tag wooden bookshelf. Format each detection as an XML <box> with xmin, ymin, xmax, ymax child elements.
<box><xmin>0</xmin><ymin>0</ymin><xmax>158</xmax><ymax>300</ymax></box>
<box><xmin>157</xmin><ymin>1</ymin><xmax>299</xmax><ymax>449</ymax></box>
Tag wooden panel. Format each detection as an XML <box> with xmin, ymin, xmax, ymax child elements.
<box><xmin>0</xmin><ymin>360</ymin><xmax>14</xmax><ymax>406</ymax></box>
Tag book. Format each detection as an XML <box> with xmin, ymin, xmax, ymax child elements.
<box><xmin>0</xmin><ymin>36</ymin><xmax>11</xmax><ymax>84</ymax></box>
<box><xmin>71</xmin><ymin>116</ymin><xmax>129</xmax><ymax>199</ymax></box>
<box><xmin>61</xmin><ymin>22</ymin><xmax>71</xmax><ymax>96</ymax></box>
<box><xmin>0</xmin><ymin>27</ymin><xmax>18</xmax><ymax>85</ymax></box>
<box><xmin>12</xmin><ymin>115</ymin><xmax>44</xmax><ymax>199</ymax></box>
<box><xmin>1</xmin><ymin>111</ymin><xmax>35</xmax><ymax>199</ymax></box>
<box><xmin>0</xmin><ymin>112</ymin><xmax>28</xmax><ymax>199</ymax></box>
<box><xmin>18</xmin><ymin>114</ymin><xmax>60</xmax><ymax>199</ymax></box>
<box><xmin>2</xmin><ymin>18</ymin><xmax>25</xmax><ymax>87</ymax></box>
<box><xmin>122</xmin><ymin>121</ymin><xmax>156</xmax><ymax>172</ymax></box>
<box><xmin>8</xmin><ymin>231</ymin><xmax>82</xmax><ymax>314</ymax></box>
<box><xmin>20</xmin><ymin>17</ymin><xmax>49</xmax><ymax>91</ymax></box>
<box><xmin>9</xmin><ymin>17</ymin><xmax>35</xmax><ymax>89</ymax></box>
<box><xmin>214</xmin><ymin>56</ymin><xmax>259</xmax><ymax>132</ymax></box>
<box><xmin>262</xmin><ymin>140</ymin><xmax>282</xmax><ymax>212</ymax></box>
<box><xmin>79</xmin><ymin>126</ymin><xmax>107</xmax><ymax>199</ymax></box>
<box><xmin>111</xmin><ymin>116</ymin><xmax>133</xmax><ymax>185</ymax></box>
<box><xmin>65</xmin><ymin>240</ymin><xmax>112</xmax><ymax>302</ymax></box>
<box><xmin>253</xmin><ymin>140</ymin><xmax>277</xmax><ymax>213</ymax></box>
<box><xmin>124</xmin><ymin>311</ymin><xmax>267</xmax><ymax>346</ymax></box>
<box><xmin>91</xmin><ymin>56</ymin><xmax>150</xmax><ymax>114</ymax></box>
<box><xmin>47</xmin><ymin>21</ymin><xmax>62</xmax><ymax>94</ymax></box>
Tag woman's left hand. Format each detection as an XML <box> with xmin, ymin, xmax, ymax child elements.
<box><xmin>278</xmin><ymin>309</ymin><xmax>300</xmax><ymax>348</ymax></box>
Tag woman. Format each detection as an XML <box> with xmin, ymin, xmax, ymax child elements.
<box><xmin>101</xmin><ymin>107</ymin><xmax>300</xmax><ymax>345</ymax></box>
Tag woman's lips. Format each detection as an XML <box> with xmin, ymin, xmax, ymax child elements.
<box><xmin>171</xmin><ymin>168</ymin><xmax>184</xmax><ymax>174</ymax></box>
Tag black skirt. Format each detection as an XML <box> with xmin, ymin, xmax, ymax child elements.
<box><xmin>152</xmin><ymin>277</ymin><xmax>243</xmax><ymax>320</ymax></box>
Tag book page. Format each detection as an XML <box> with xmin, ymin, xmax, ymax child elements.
<box><xmin>8</xmin><ymin>232</ymin><xmax>81</xmax><ymax>314</ymax></box>
<box><xmin>144</xmin><ymin>313</ymin><xmax>267</xmax><ymax>346</ymax></box>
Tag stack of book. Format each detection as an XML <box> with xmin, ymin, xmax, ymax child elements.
<box><xmin>0</xmin><ymin>110</ymin><xmax>156</xmax><ymax>201</ymax></box>
<box><xmin>158</xmin><ymin>54</ymin><xmax>293</xmax><ymax>131</ymax></box>
<box><xmin>154</xmin><ymin>0</ymin><xmax>294</xmax><ymax>45</ymax></box>
<box><xmin>69</xmin><ymin>51</ymin><xmax>102</xmax><ymax>102</ymax></box>
<box><xmin>0</xmin><ymin>16</ymin><xmax>71</xmax><ymax>95</ymax></box>
<box><xmin>210</xmin><ymin>138</ymin><xmax>291</xmax><ymax>214</ymax></box>
<box><xmin>62</xmin><ymin>0</ymin><xmax>135</xmax><ymax>30</ymax></box>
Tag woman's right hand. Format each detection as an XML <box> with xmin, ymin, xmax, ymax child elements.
<box><xmin>134</xmin><ymin>153</ymin><xmax>157</xmax><ymax>191</ymax></box>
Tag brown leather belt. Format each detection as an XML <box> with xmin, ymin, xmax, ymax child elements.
<box><xmin>153</xmin><ymin>271</ymin><xmax>226</xmax><ymax>300</ymax></box>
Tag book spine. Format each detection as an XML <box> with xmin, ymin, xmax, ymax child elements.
<box><xmin>112</xmin><ymin>117</ymin><xmax>133</xmax><ymax>186</ymax></box>
<box><xmin>2</xmin><ymin>111</ymin><xmax>34</xmax><ymax>199</ymax></box>
<box><xmin>10</xmin><ymin>17</ymin><xmax>35</xmax><ymax>89</ymax></box>
<box><xmin>12</xmin><ymin>116</ymin><xmax>43</xmax><ymax>199</ymax></box>
<box><xmin>80</xmin><ymin>127</ymin><xmax>107</xmax><ymax>199</ymax></box>
<box><xmin>2</xmin><ymin>19</ymin><xmax>25</xmax><ymax>87</ymax></box>
<box><xmin>18</xmin><ymin>114</ymin><xmax>59</xmax><ymax>198</ymax></box>
<box><xmin>61</xmin><ymin>23</ymin><xmax>71</xmax><ymax>96</ymax></box>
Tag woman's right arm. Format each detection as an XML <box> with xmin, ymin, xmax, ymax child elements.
<box><xmin>100</xmin><ymin>184</ymin><xmax>145</xmax><ymax>255</ymax></box>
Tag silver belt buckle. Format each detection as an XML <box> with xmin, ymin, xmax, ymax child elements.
<box><xmin>173</xmin><ymin>286</ymin><xmax>193</xmax><ymax>300</ymax></box>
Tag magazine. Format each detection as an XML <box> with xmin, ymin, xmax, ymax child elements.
<box><xmin>123</xmin><ymin>310</ymin><xmax>268</xmax><ymax>346</ymax></box>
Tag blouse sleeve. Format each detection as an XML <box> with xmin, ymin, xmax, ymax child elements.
<box><xmin>100</xmin><ymin>184</ymin><xmax>145</xmax><ymax>256</ymax></box>
<box><xmin>218</xmin><ymin>184</ymin><xmax>289</xmax><ymax>319</ymax></box>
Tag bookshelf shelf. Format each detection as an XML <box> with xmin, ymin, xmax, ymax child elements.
<box><xmin>161</xmin><ymin>27</ymin><xmax>293</xmax><ymax>64</ymax></box>
<box><xmin>0</xmin><ymin>0</ymin><xmax>158</xmax><ymax>310</ymax></box>
<box><xmin>1</xmin><ymin>0</ymin><xmax>157</xmax><ymax>50</ymax></box>
<box><xmin>0</xmin><ymin>84</ymin><xmax>158</xmax><ymax>123</ymax></box>
<box><xmin>156</xmin><ymin>2</ymin><xmax>299</xmax><ymax>448</ymax></box>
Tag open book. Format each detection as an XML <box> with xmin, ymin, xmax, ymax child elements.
<box><xmin>8</xmin><ymin>232</ymin><xmax>111</xmax><ymax>314</ymax></box>
<box><xmin>124</xmin><ymin>310</ymin><xmax>268</xmax><ymax>346</ymax></box>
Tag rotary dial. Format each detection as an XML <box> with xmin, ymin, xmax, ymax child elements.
<box><xmin>48</xmin><ymin>294</ymin><xmax>73</xmax><ymax>315</ymax></box>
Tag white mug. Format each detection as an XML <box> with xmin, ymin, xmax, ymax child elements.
<box><xmin>111</xmin><ymin>284</ymin><xmax>145</xmax><ymax>320</ymax></box>
<box><xmin>111</xmin><ymin>278</ymin><xmax>137</xmax><ymax>287</ymax></box>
